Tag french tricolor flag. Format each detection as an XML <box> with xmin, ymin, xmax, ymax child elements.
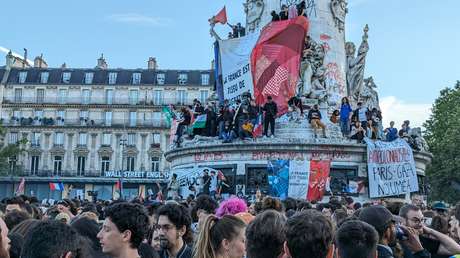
<box><xmin>49</xmin><ymin>182</ymin><xmax>64</xmax><ymax>191</ymax></box>
<box><xmin>253</xmin><ymin>114</ymin><xmax>263</xmax><ymax>138</ymax></box>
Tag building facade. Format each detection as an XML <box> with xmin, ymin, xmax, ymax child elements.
<box><xmin>0</xmin><ymin>55</ymin><xmax>214</xmax><ymax>200</ymax></box>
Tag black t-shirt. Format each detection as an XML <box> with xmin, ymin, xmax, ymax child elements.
<box><xmin>203</xmin><ymin>175</ymin><xmax>210</xmax><ymax>191</ymax></box>
<box><xmin>402</xmin><ymin>235</ymin><xmax>447</xmax><ymax>258</ymax></box>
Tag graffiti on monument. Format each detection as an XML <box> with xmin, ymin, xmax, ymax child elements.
<box><xmin>194</xmin><ymin>152</ymin><xmax>227</xmax><ymax>162</ymax></box>
<box><xmin>251</xmin><ymin>148</ymin><xmax>351</xmax><ymax>161</ymax></box>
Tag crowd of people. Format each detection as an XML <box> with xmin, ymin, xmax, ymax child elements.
<box><xmin>336</xmin><ymin>97</ymin><xmax>414</xmax><ymax>143</ymax></box>
<box><xmin>174</xmin><ymin>95</ymin><xmax>277</xmax><ymax>147</ymax></box>
<box><xmin>1</xmin><ymin>193</ymin><xmax>460</xmax><ymax>258</ymax></box>
<box><xmin>173</xmin><ymin>93</ymin><xmax>416</xmax><ymax>147</ymax></box>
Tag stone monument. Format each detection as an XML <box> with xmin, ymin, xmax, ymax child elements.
<box><xmin>164</xmin><ymin>0</ymin><xmax>432</xmax><ymax>201</ymax></box>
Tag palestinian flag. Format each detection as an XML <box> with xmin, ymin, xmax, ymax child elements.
<box><xmin>162</xmin><ymin>106</ymin><xmax>175</xmax><ymax>127</ymax></box>
<box><xmin>192</xmin><ymin>114</ymin><xmax>207</xmax><ymax>129</ymax></box>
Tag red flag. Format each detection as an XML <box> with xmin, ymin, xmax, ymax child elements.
<box><xmin>212</xmin><ymin>6</ymin><xmax>227</xmax><ymax>24</ymax></box>
<box><xmin>307</xmin><ymin>160</ymin><xmax>331</xmax><ymax>201</ymax></box>
<box><xmin>251</xmin><ymin>16</ymin><xmax>309</xmax><ymax>115</ymax></box>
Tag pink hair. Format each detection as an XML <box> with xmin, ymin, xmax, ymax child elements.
<box><xmin>215</xmin><ymin>197</ymin><xmax>248</xmax><ymax>218</ymax></box>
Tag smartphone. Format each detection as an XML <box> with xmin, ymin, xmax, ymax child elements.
<box><xmin>396</xmin><ymin>226</ymin><xmax>408</xmax><ymax>241</ymax></box>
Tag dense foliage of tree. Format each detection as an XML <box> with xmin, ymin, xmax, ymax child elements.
<box><xmin>0</xmin><ymin>126</ymin><xmax>27</xmax><ymax>176</ymax></box>
<box><xmin>424</xmin><ymin>81</ymin><xmax>460</xmax><ymax>203</ymax></box>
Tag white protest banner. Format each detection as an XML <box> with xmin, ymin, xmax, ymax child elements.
<box><xmin>176</xmin><ymin>167</ymin><xmax>218</xmax><ymax>197</ymax></box>
<box><xmin>219</xmin><ymin>32</ymin><xmax>260</xmax><ymax>103</ymax></box>
<box><xmin>366</xmin><ymin>138</ymin><xmax>419</xmax><ymax>198</ymax></box>
<box><xmin>288</xmin><ymin>160</ymin><xmax>311</xmax><ymax>199</ymax></box>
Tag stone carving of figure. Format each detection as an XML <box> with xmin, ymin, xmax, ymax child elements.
<box><xmin>408</xmin><ymin>127</ymin><xmax>428</xmax><ymax>152</ymax></box>
<box><xmin>360</xmin><ymin>76</ymin><xmax>380</xmax><ymax>110</ymax></box>
<box><xmin>330</xmin><ymin>0</ymin><xmax>348</xmax><ymax>32</ymax></box>
<box><xmin>298</xmin><ymin>36</ymin><xmax>326</xmax><ymax>100</ymax></box>
<box><xmin>244</xmin><ymin>0</ymin><xmax>281</xmax><ymax>33</ymax></box>
<box><xmin>309</xmin><ymin>67</ymin><xmax>328</xmax><ymax>103</ymax></box>
<box><xmin>346</xmin><ymin>24</ymin><xmax>369</xmax><ymax>101</ymax></box>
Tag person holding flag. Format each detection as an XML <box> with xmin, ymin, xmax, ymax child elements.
<box><xmin>175</xmin><ymin>107</ymin><xmax>191</xmax><ymax>148</ymax></box>
<box><xmin>216</xmin><ymin>171</ymin><xmax>230</xmax><ymax>199</ymax></box>
<box><xmin>209</xmin><ymin>6</ymin><xmax>227</xmax><ymax>25</ymax></box>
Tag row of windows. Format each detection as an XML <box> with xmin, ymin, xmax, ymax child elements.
<box><xmin>17</xmin><ymin>71</ymin><xmax>211</xmax><ymax>86</ymax></box>
<box><xmin>9</xmin><ymin>132</ymin><xmax>161</xmax><ymax>147</ymax></box>
<box><xmin>12</xmin><ymin>88</ymin><xmax>209</xmax><ymax>105</ymax></box>
<box><xmin>25</xmin><ymin>155</ymin><xmax>162</xmax><ymax>175</ymax></box>
<box><xmin>10</xmin><ymin>109</ymin><xmax>163</xmax><ymax>126</ymax></box>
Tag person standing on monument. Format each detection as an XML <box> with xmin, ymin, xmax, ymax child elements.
<box><xmin>201</xmin><ymin>169</ymin><xmax>211</xmax><ymax>195</ymax></box>
<box><xmin>340</xmin><ymin>97</ymin><xmax>353</xmax><ymax>137</ymax></box>
<box><xmin>167</xmin><ymin>174</ymin><xmax>180</xmax><ymax>200</ymax></box>
<box><xmin>263</xmin><ymin>96</ymin><xmax>278</xmax><ymax>138</ymax></box>
<box><xmin>209</xmin><ymin>171</ymin><xmax>218</xmax><ymax>200</ymax></box>
<box><xmin>354</xmin><ymin>102</ymin><xmax>370</xmax><ymax>130</ymax></box>
<box><xmin>279</xmin><ymin>5</ymin><xmax>289</xmax><ymax>20</ymax></box>
<box><xmin>308</xmin><ymin>104</ymin><xmax>327</xmax><ymax>138</ymax></box>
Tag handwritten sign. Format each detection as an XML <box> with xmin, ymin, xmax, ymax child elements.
<box><xmin>219</xmin><ymin>32</ymin><xmax>260</xmax><ymax>103</ymax></box>
<box><xmin>288</xmin><ymin>160</ymin><xmax>311</xmax><ymax>199</ymax></box>
<box><xmin>366</xmin><ymin>139</ymin><xmax>419</xmax><ymax>198</ymax></box>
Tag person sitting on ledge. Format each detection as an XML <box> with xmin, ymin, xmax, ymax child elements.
<box><xmin>240</xmin><ymin>120</ymin><xmax>254</xmax><ymax>140</ymax></box>
<box><xmin>330</xmin><ymin>110</ymin><xmax>340</xmax><ymax>124</ymax></box>
<box><xmin>350</xmin><ymin>120</ymin><xmax>365</xmax><ymax>143</ymax></box>
<box><xmin>280</xmin><ymin>4</ymin><xmax>289</xmax><ymax>20</ymax></box>
<box><xmin>222</xmin><ymin>121</ymin><xmax>236</xmax><ymax>143</ymax></box>
<box><xmin>271</xmin><ymin>10</ymin><xmax>280</xmax><ymax>21</ymax></box>
<box><xmin>384</xmin><ymin>121</ymin><xmax>398</xmax><ymax>141</ymax></box>
<box><xmin>308</xmin><ymin>104</ymin><xmax>326</xmax><ymax>138</ymax></box>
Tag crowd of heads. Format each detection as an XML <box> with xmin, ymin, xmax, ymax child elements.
<box><xmin>1</xmin><ymin>193</ymin><xmax>460</xmax><ymax>258</ymax></box>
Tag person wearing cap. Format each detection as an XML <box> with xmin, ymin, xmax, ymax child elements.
<box><xmin>432</xmin><ymin>202</ymin><xmax>449</xmax><ymax>217</ymax></box>
<box><xmin>359</xmin><ymin>205</ymin><xmax>430</xmax><ymax>258</ymax></box>
<box><xmin>399</xmin><ymin>204</ymin><xmax>460</xmax><ymax>258</ymax></box>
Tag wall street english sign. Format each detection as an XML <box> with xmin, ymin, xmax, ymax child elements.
<box><xmin>104</xmin><ymin>171</ymin><xmax>171</xmax><ymax>180</ymax></box>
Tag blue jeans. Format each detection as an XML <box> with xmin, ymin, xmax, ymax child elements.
<box><xmin>340</xmin><ymin>119</ymin><xmax>350</xmax><ymax>136</ymax></box>
<box><xmin>218</xmin><ymin>121</ymin><xmax>226</xmax><ymax>139</ymax></box>
<box><xmin>222</xmin><ymin>131</ymin><xmax>235</xmax><ymax>142</ymax></box>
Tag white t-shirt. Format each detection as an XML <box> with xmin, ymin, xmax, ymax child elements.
<box><xmin>358</xmin><ymin>107</ymin><xmax>368</xmax><ymax>122</ymax></box>
<box><xmin>210</xmin><ymin>175</ymin><xmax>218</xmax><ymax>192</ymax></box>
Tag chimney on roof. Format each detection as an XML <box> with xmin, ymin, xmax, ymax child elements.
<box><xmin>34</xmin><ymin>54</ymin><xmax>48</xmax><ymax>69</ymax></box>
<box><xmin>23</xmin><ymin>48</ymin><xmax>28</xmax><ymax>68</ymax></box>
<box><xmin>5</xmin><ymin>50</ymin><xmax>14</xmax><ymax>68</ymax></box>
<box><xmin>97</xmin><ymin>54</ymin><xmax>108</xmax><ymax>69</ymax></box>
<box><xmin>61</xmin><ymin>63</ymin><xmax>67</xmax><ymax>69</ymax></box>
<box><xmin>147</xmin><ymin>57</ymin><xmax>158</xmax><ymax>70</ymax></box>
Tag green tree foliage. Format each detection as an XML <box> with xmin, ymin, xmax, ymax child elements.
<box><xmin>0</xmin><ymin>126</ymin><xmax>27</xmax><ymax>176</ymax></box>
<box><xmin>424</xmin><ymin>81</ymin><xmax>460</xmax><ymax>203</ymax></box>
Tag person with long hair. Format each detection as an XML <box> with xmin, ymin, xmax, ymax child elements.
<box><xmin>193</xmin><ymin>215</ymin><xmax>246</xmax><ymax>258</ymax></box>
<box><xmin>339</xmin><ymin>97</ymin><xmax>353</xmax><ymax>137</ymax></box>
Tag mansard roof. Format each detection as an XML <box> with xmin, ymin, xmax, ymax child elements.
<box><xmin>1</xmin><ymin>67</ymin><xmax>215</xmax><ymax>86</ymax></box>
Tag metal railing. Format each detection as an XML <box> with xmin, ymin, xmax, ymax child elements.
<box><xmin>0</xmin><ymin>118</ymin><xmax>168</xmax><ymax>128</ymax></box>
<box><xmin>2</xmin><ymin>97</ymin><xmax>194</xmax><ymax>106</ymax></box>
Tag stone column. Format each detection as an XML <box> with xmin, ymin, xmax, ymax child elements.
<box><xmin>90</xmin><ymin>133</ymin><xmax>98</xmax><ymax>170</ymax></box>
<box><xmin>43</xmin><ymin>133</ymin><xmax>51</xmax><ymax>170</ymax></box>
<box><xmin>66</xmin><ymin>133</ymin><xmax>74</xmax><ymax>171</ymax></box>
<box><xmin>140</xmin><ymin>133</ymin><xmax>148</xmax><ymax>171</ymax></box>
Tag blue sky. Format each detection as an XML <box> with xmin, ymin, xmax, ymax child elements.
<box><xmin>2</xmin><ymin>0</ymin><xmax>460</xmax><ymax>127</ymax></box>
